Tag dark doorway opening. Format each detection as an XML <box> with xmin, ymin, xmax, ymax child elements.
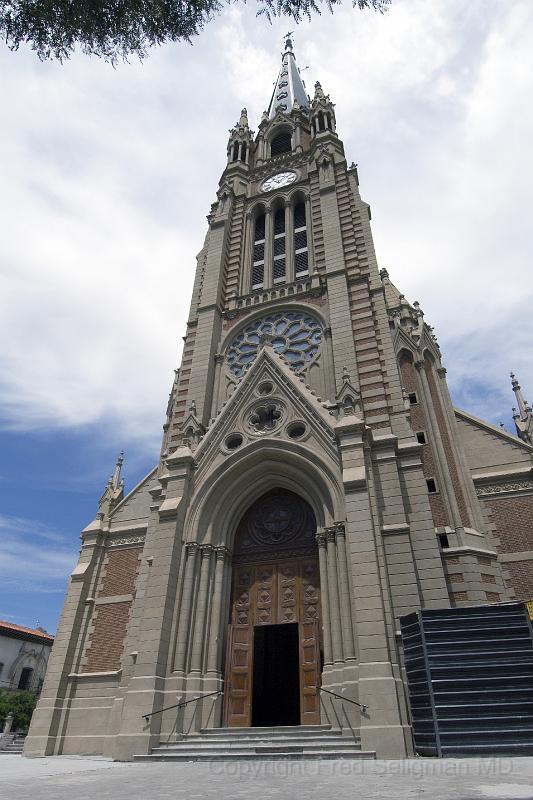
<box><xmin>252</xmin><ymin>623</ymin><xmax>300</xmax><ymax>726</ymax></box>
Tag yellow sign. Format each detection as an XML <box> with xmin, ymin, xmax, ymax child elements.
<box><xmin>526</xmin><ymin>600</ymin><xmax>533</xmax><ymax>620</ymax></box>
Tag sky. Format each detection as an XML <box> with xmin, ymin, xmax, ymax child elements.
<box><xmin>0</xmin><ymin>0</ymin><xmax>532</xmax><ymax>633</ymax></box>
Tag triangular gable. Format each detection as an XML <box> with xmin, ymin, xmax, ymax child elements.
<box><xmin>108</xmin><ymin>467</ymin><xmax>159</xmax><ymax>527</ymax></box>
<box><xmin>193</xmin><ymin>344</ymin><xmax>338</xmax><ymax>480</ymax></box>
<box><xmin>455</xmin><ymin>407</ymin><xmax>533</xmax><ymax>476</ymax></box>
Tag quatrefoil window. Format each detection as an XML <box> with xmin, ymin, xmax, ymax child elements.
<box><xmin>249</xmin><ymin>403</ymin><xmax>283</xmax><ymax>433</ymax></box>
<box><xmin>226</xmin><ymin>312</ymin><xmax>322</xmax><ymax>378</ymax></box>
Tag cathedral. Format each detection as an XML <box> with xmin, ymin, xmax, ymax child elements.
<box><xmin>25</xmin><ymin>38</ymin><xmax>533</xmax><ymax>761</ymax></box>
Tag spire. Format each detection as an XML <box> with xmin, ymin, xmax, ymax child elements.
<box><xmin>510</xmin><ymin>372</ymin><xmax>533</xmax><ymax>445</ymax></box>
<box><xmin>111</xmin><ymin>451</ymin><xmax>124</xmax><ymax>491</ymax></box>
<box><xmin>96</xmin><ymin>451</ymin><xmax>125</xmax><ymax>518</ymax></box>
<box><xmin>511</xmin><ymin>372</ymin><xmax>531</xmax><ymax>420</ymax></box>
<box><xmin>267</xmin><ymin>35</ymin><xmax>309</xmax><ymax>119</ymax></box>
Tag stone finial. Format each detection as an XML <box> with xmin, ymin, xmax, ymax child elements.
<box><xmin>342</xmin><ymin>366</ymin><xmax>350</xmax><ymax>384</ymax></box>
<box><xmin>314</xmin><ymin>81</ymin><xmax>325</xmax><ymax>100</ymax></box>
<box><xmin>238</xmin><ymin>108</ymin><xmax>249</xmax><ymax>128</ymax></box>
<box><xmin>111</xmin><ymin>451</ymin><xmax>124</xmax><ymax>491</ymax></box>
<box><xmin>510</xmin><ymin>372</ymin><xmax>533</xmax><ymax>445</ymax></box>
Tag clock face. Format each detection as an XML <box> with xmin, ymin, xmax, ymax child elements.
<box><xmin>261</xmin><ymin>171</ymin><xmax>297</xmax><ymax>192</ymax></box>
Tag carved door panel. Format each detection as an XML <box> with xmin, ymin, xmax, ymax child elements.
<box><xmin>255</xmin><ymin>563</ymin><xmax>276</xmax><ymax>626</ymax></box>
<box><xmin>299</xmin><ymin>620</ymin><xmax>321</xmax><ymax>725</ymax></box>
<box><xmin>300</xmin><ymin>559</ymin><xmax>321</xmax><ymax>627</ymax></box>
<box><xmin>224</xmin><ymin>624</ymin><xmax>253</xmax><ymax>727</ymax></box>
<box><xmin>278</xmin><ymin>561</ymin><xmax>298</xmax><ymax>624</ymax></box>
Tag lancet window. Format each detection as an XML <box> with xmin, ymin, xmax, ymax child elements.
<box><xmin>248</xmin><ymin>196</ymin><xmax>311</xmax><ymax>292</ymax></box>
<box><xmin>293</xmin><ymin>202</ymin><xmax>309</xmax><ymax>277</ymax></box>
<box><xmin>251</xmin><ymin>213</ymin><xmax>266</xmax><ymax>290</ymax></box>
<box><xmin>273</xmin><ymin>207</ymin><xmax>286</xmax><ymax>284</ymax></box>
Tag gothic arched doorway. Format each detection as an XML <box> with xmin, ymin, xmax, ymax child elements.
<box><xmin>223</xmin><ymin>489</ymin><xmax>322</xmax><ymax>727</ymax></box>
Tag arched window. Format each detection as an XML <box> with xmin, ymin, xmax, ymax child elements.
<box><xmin>273</xmin><ymin>207</ymin><xmax>286</xmax><ymax>284</ymax></box>
<box><xmin>251</xmin><ymin>213</ymin><xmax>266</xmax><ymax>290</ymax></box>
<box><xmin>293</xmin><ymin>202</ymin><xmax>309</xmax><ymax>277</ymax></box>
<box><xmin>232</xmin><ymin>141</ymin><xmax>239</xmax><ymax>162</ymax></box>
<box><xmin>270</xmin><ymin>131</ymin><xmax>292</xmax><ymax>157</ymax></box>
<box><xmin>241</xmin><ymin>142</ymin><xmax>247</xmax><ymax>163</ymax></box>
<box><xmin>318</xmin><ymin>112</ymin><xmax>325</xmax><ymax>132</ymax></box>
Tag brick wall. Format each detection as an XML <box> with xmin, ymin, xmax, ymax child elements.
<box><xmin>82</xmin><ymin>546</ymin><xmax>142</xmax><ymax>673</ymax></box>
<box><xmin>485</xmin><ymin>495</ymin><xmax>533</xmax><ymax>553</ymax></box>
<box><xmin>503</xmin><ymin>561</ymin><xmax>533</xmax><ymax>601</ymax></box>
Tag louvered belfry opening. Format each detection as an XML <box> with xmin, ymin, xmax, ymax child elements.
<box><xmin>400</xmin><ymin>603</ymin><xmax>533</xmax><ymax>757</ymax></box>
<box><xmin>294</xmin><ymin>202</ymin><xmax>309</xmax><ymax>277</ymax></box>
<box><xmin>270</xmin><ymin>131</ymin><xmax>292</xmax><ymax>157</ymax></box>
<box><xmin>251</xmin><ymin>212</ymin><xmax>266</xmax><ymax>290</ymax></box>
<box><xmin>273</xmin><ymin>207</ymin><xmax>286</xmax><ymax>284</ymax></box>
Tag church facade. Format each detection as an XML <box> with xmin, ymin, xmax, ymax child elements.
<box><xmin>25</xmin><ymin>39</ymin><xmax>533</xmax><ymax>761</ymax></box>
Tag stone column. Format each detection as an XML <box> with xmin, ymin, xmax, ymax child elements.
<box><xmin>206</xmin><ymin>547</ymin><xmax>229</xmax><ymax>675</ymax></box>
<box><xmin>210</xmin><ymin>354</ymin><xmax>224</xmax><ymax>419</ymax></box>
<box><xmin>190</xmin><ymin>546</ymin><xmax>214</xmax><ymax>673</ymax></box>
<box><xmin>305</xmin><ymin>195</ymin><xmax>314</xmax><ymax>272</ymax></box>
<box><xmin>173</xmin><ymin>542</ymin><xmax>199</xmax><ymax>673</ymax></box>
<box><xmin>316</xmin><ymin>531</ymin><xmax>332</xmax><ymax>666</ymax></box>
<box><xmin>322</xmin><ymin>327</ymin><xmax>336</xmax><ymax>403</ymax></box>
<box><xmin>264</xmin><ymin>208</ymin><xmax>273</xmax><ymax>289</ymax></box>
<box><xmin>285</xmin><ymin>203</ymin><xmax>294</xmax><ymax>284</ymax></box>
<box><xmin>242</xmin><ymin>212</ymin><xmax>253</xmax><ymax>295</ymax></box>
<box><xmin>334</xmin><ymin>523</ymin><xmax>356</xmax><ymax>660</ymax></box>
<box><xmin>326</xmin><ymin>527</ymin><xmax>343</xmax><ymax>664</ymax></box>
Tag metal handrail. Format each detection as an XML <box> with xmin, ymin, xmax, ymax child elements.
<box><xmin>317</xmin><ymin>686</ymin><xmax>368</xmax><ymax>713</ymax></box>
<box><xmin>142</xmin><ymin>689</ymin><xmax>222</xmax><ymax>721</ymax></box>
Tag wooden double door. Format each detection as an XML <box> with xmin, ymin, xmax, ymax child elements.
<box><xmin>224</xmin><ymin>558</ymin><xmax>322</xmax><ymax>727</ymax></box>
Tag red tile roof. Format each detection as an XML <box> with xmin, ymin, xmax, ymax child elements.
<box><xmin>0</xmin><ymin>620</ymin><xmax>54</xmax><ymax>643</ymax></box>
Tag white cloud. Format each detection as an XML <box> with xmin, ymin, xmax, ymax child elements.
<box><xmin>0</xmin><ymin>515</ymin><xmax>77</xmax><ymax>592</ymax></box>
<box><xmin>1</xmin><ymin>0</ymin><xmax>532</xmax><ymax>446</ymax></box>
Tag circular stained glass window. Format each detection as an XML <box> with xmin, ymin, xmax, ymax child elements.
<box><xmin>226</xmin><ymin>312</ymin><xmax>322</xmax><ymax>377</ymax></box>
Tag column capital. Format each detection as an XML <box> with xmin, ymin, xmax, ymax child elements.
<box><xmin>214</xmin><ymin>353</ymin><xmax>224</xmax><ymax>365</ymax></box>
<box><xmin>200</xmin><ymin>544</ymin><xmax>215</xmax><ymax>558</ymax></box>
<box><xmin>215</xmin><ymin>545</ymin><xmax>231</xmax><ymax>561</ymax></box>
<box><xmin>414</xmin><ymin>358</ymin><xmax>425</xmax><ymax>372</ymax></box>
<box><xmin>185</xmin><ymin>541</ymin><xmax>200</xmax><ymax>556</ymax></box>
<box><xmin>325</xmin><ymin>527</ymin><xmax>337</xmax><ymax>543</ymax></box>
<box><xmin>334</xmin><ymin>521</ymin><xmax>346</xmax><ymax>538</ymax></box>
<box><xmin>315</xmin><ymin>530</ymin><xmax>328</xmax><ymax>548</ymax></box>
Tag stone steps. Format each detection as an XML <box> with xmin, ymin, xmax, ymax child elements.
<box><xmin>135</xmin><ymin>725</ymin><xmax>376</xmax><ymax>762</ymax></box>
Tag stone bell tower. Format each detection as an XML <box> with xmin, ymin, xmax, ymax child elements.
<box><xmin>26</xmin><ymin>37</ymin><xmax>515</xmax><ymax>762</ymax></box>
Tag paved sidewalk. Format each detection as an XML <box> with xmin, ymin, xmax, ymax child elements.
<box><xmin>1</xmin><ymin>755</ymin><xmax>533</xmax><ymax>799</ymax></box>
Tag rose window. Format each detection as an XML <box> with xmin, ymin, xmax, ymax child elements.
<box><xmin>226</xmin><ymin>312</ymin><xmax>322</xmax><ymax>377</ymax></box>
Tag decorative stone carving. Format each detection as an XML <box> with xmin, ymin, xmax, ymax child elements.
<box><xmin>108</xmin><ymin>535</ymin><xmax>145</xmax><ymax>548</ymax></box>
<box><xmin>248</xmin><ymin>402</ymin><xmax>284</xmax><ymax>434</ymax></box>
<box><xmin>233</xmin><ymin>489</ymin><xmax>317</xmax><ymax>562</ymax></box>
<box><xmin>476</xmin><ymin>480</ymin><xmax>533</xmax><ymax>496</ymax></box>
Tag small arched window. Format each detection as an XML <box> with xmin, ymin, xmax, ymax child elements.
<box><xmin>318</xmin><ymin>112</ymin><xmax>325</xmax><ymax>132</ymax></box>
<box><xmin>251</xmin><ymin>213</ymin><xmax>266</xmax><ymax>290</ymax></box>
<box><xmin>241</xmin><ymin>142</ymin><xmax>247</xmax><ymax>163</ymax></box>
<box><xmin>232</xmin><ymin>142</ymin><xmax>239</xmax><ymax>162</ymax></box>
<box><xmin>293</xmin><ymin>202</ymin><xmax>309</xmax><ymax>277</ymax></box>
<box><xmin>273</xmin><ymin>207</ymin><xmax>286</xmax><ymax>284</ymax></box>
<box><xmin>270</xmin><ymin>131</ymin><xmax>292</xmax><ymax>157</ymax></box>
